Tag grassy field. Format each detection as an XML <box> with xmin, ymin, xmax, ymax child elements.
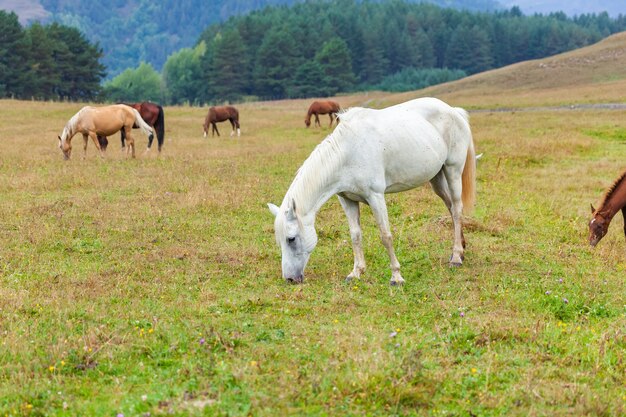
<box><xmin>2</xmin><ymin>36</ymin><xmax>626</xmax><ymax>416</ymax></box>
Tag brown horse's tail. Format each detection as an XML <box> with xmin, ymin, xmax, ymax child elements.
<box><xmin>456</xmin><ymin>108</ymin><xmax>476</xmax><ymax>213</ymax></box>
<box><xmin>155</xmin><ymin>105</ymin><xmax>165</xmax><ymax>151</ymax></box>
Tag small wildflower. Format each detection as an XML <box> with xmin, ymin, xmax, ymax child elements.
<box><xmin>141</xmin><ymin>395</ymin><xmax>147</xmax><ymax>401</ymax></box>
<box><xmin>395</xmin><ymin>343</ymin><xmax>400</xmax><ymax>348</ymax></box>
<box><xmin>117</xmin><ymin>414</ymin><xmax>124</xmax><ymax>417</ymax></box>
<box><xmin>460</xmin><ymin>311</ymin><xmax>465</xmax><ymax>318</ymax></box>
<box><xmin>333</xmin><ymin>319</ymin><xmax>338</xmax><ymax>324</ymax></box>
<box><xmin>61</xmin><ymin>361</ymin><xmax>65</xmax><ymax>366</ymax></box>
<box><xmin>199</xmin><ymin>338</ymin><xmax>205</xmax><ymax>345</ymax></box>
<box><xmin>545</xmin><ymin>291</ymin><xmax>551</xmax><ymax>295</ymax></box>
<box><xmin>48</xmin><ymin>365</ymin><xmax>55</xmax><ymax>372</ymax></box>
<box><xmin>471</xmin><ymin>368</ymin><xmax>477</xmax><ymax>374</ymax></box>
<box><xmin>559</xmin><ymin>279</ymin><xmax>563</xmax><ymax>283</ymax></box>
<box><xmin>25</xmin><ymin>404</ymin><xmax>33</xmax><ymax>410</ymax></box>
<box><xmin>250</xmin><ymin>360</ymin><xmax>258</xmax><ymax>367</ymax></box>
<box><xmin>389</xmin><ymin>331</ymin><xmax>397</xmax><ymax>338</ymax></box>
<box><xmin>148</xmin><ymin>328</ymin><xmax>154</xmax><ymax>334</ymax></box>
<box><xmin>563</xmin><ymin>298</ymin><xmax>569</xmax><ymax>304</ymax></box>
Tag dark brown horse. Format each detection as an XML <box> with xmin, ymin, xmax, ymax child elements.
<box><xmin>305</xmin><ymin>100</ymin><xmax>341</xmax><ymax>128</ymax></box>
<box><xmin>588</xmin><ymin>169</ymin><xmax>626</xmax><ymax>246</ymax></box>
<box><xmin>203</xmin><ymin>106</ymin><xmax>241</xmax><ymax>138</ymax></box>
<box><xmin>97</xmin><ymin>102</ymin><xmax>165</xmax><ymax>152</ymax></box>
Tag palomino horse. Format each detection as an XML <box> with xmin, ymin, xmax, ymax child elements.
<box><xmin>269</xmin><ymin>97</ymin><xmax>476</xmax><ymax>285</ymax></box>
<box><xmin>203</xmin><ymin>106</ymin><xmax>241</xmax><ymax>137</ymax></box>
<box><xmin>57</xmin><ymin>104</ymin><xmax>154</xmax><ymax>160</ymax></box>
<box><xmin>98</xmin><ymin>102</ymin><xmax>165</xmax><ymax>153</ymax></box>
<box><xmin>305</xmin><ymin>100</ymin><xmax>341</xmax><ymax>128</ymax></box>
<box><xmin>588</xmin><ymin>169</ymin><xmax>626</xmax><ymax>246</ymax></box>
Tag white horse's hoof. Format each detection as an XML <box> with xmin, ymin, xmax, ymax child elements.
<box><xmin>390</xmin><ymin>277</ymin><xmax>405</xmax><ymax>286</ymax></box>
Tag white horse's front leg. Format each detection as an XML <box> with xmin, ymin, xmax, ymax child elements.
<box><xmin>338</xmin><ymin>195</ymin><xmax>366</xmax><ymax>281</ymax></box>
<box><xmin>367</xmin><ymin>193</ymin><xmax>404</xmax><ymax>286</ymax></box>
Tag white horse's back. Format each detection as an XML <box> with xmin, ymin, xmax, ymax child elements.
<box><xmin>336</xmin><ymin>98</ymin><xmax>473</xmax><ymax>195</ymax></box>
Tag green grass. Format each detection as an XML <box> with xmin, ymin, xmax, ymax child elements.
<box><xmin>1</xmin><ymin>99</ymin><xmax>626</xmax><ymax>416</ymax></box>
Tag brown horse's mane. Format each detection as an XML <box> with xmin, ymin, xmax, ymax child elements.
<box><xmin>598</xmin><ymin>169</ymin><xmax>626</xmax><ymax>210</ymax></box>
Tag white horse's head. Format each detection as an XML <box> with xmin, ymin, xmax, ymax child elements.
<box><xmin>268</xmin><ymin>199</ymin><xmax>318</xmax><ymax>284</ymax></box>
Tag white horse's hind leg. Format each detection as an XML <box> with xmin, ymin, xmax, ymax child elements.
<box><xmin>443</xmin><ymin>166</ymin><xmax>465</xmax><ymax>266</ymax></box>
<box><xmin>338</xmin><ymin>195</ymin><xmax>366</xmax><ymax>281</ymax></box>
<box><xmin>429</xmin><ymin>169</ymin><xmax>452</xmax><ymax>211</ymax></box>
<box><xmin>366</xmin><ymin>193</ymin><xmax>404</xmax><ymax>286</ymax></box>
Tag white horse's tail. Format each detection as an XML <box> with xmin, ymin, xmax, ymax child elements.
<box><xmin>455</xmin><ymin>107</ymin><xmax>476</xmax><ymax>213</ymax></box>
<box><xmin>131</xmin><ymin>108</ymin><xmax>154</xmax><ymax>138</ymax></box>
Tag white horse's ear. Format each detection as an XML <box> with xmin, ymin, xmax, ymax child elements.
<box><xmin>287</xmin><ymin>199</ymin><xmax>297</xmax><ymax>220</ymax></box>
<box><xmin>268</xmin><ymin>203</ymin><xmax>279</xmax><ymax>217</ymax></box>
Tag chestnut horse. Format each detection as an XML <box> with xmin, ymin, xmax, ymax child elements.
<box><xmin>588</xmin><ymin>169</ymin><xmax>626</xmax><ymax>247</ymax></box>
<box><xmin>203</xmin><ymin>106</ymin><xmax>241</xmax><ymax>137</ymax></box>
<box><xmin>98</xmin><ymin>102</ymin><xmax>165</xmax><ymax>153</ymax></box>
<box><xmin>58</xmin><ymin>104</ymin><xmax>154</xmax><ymax>160</ymax></box>
<box><xmin>305</xmin><ymin>100</ymin><xmax>341</xmax><ymax>128</ymax></box>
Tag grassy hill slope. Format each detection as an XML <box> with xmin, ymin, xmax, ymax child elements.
<box><xmin>387</xmin><ymin>30</ymin><xmax>626</xmax><ymax>109</ymax></box>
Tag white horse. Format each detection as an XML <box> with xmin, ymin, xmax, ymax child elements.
<box><xmin>268</xmin><ymin>97</ymin><xmax>476</xmax><ymax>285</ymax></box>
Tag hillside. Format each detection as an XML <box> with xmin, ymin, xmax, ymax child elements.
<box><xmin>395</xmin><ymin>30</ymin><xmax>626</xmax><ymax>109</ymax></box>
<box><xmin>0</xmin><ymin>0</ymin><xmax>502</xmax><ymax>78</ymax></box>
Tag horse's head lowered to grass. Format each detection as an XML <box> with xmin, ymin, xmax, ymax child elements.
<box><xmin>268</xmin><ymin>199</ymin><xmax>318</xmax><ymax>284</ymax></box>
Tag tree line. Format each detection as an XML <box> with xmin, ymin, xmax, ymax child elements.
<box><xmin>3</xmin><ymin>1</ymin><xmax>626</xmax><ymax>103</ymax></box>
<box><xmin>0</xmin><ymin>11</ymin><xmax>105</xmax><ymax>101</ymax></box>
<box><xmin>106</xmin><ymin>1</ymin><xmax>626</xmax><ymax>104</ymax></box>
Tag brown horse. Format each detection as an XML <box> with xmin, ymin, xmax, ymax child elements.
<box><xmin>98</xmin><ymin>102</ymin><xmax>165</xmax><ymax>153</ymax></box>
<box><xmin>58</xmin><ymin>104</ymin><xmax>154</xmax><ymax>160</ymax></box>
<box><xmin>588</xmin><ymin>169</ymin><xmax>626</xmax><ymax>246</ymax></box>
<box><xmin>305</xmin><ymin>100</ymin><xmax>341</xmax><ymax>128</ymax></box>
<box><xmin>203</xmin><ymin>106</ymin><xmax>241</xmax><ymax>137</ymax></box>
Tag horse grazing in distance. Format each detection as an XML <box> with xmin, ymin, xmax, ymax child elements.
<box><xmin>58</xmin><ymin>104</ymin><xmax>154</xmax><ymax>160</ymax></box>
<box><xmin>269</xmin><ymin>97</ymin><xmax>476</xmax><ymax>285</ymax></box>
<box><xmin>203</xmin><ymin>106</ymin><xmax>241</xmax><ymax>137</ymax></box>
<box><xmin>588</xmin><ymin>169</ymin><xmax>626</xmax><ymax>247</ymax></box>
<box><xmin>305</xmin><ymin>100</ymin><xmax>341</xmax><ymax>128</ymax></box>
<box><xmin>121</xmin><ymin>102</ymin><xmax>165</xmax><ymax>152</ymax></box>
<box><xmin>98</xmin><ymin>102</ymin><xmax>165</xmax><ymax>153</ymax></box>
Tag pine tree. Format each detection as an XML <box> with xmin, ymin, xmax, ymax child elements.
<box><xmin>0</xmin><ymin>11</ymin><xmax>31</xmax><ymax>98</ymax></box>
<box><xmin>288</xmin><ymin>61</ymin><xmax>332</xmax><ymax>99</ymax></box>
<box><xmin>209</xmin><ymin>29</ymin><xmax>249</xmax><ymax>102</ymax></box>
<box><xmin>24</xmin><ymin>23</ymin><xmax>58</xmax><ymax>99</ymax></box>
<box><xmin>254</xmin><ymin>27</ymin><xmax>301</xmax><ymax>99</ymax></box>
<box><xmin>315</xmin><ymin>37</ymin><xmax>355</xmax><ymax>94</ymax></box>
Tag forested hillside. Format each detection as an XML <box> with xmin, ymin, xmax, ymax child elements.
<box><xmin>155</xmin><ymin>1</ymin><xmax>626</xmax><ymax>103</ymax></box>
<box><xmin>0</xmin><ymin>10</ymin><xmax>104</xmax><ymax>100</ymax></box>
<box><xmin>32</xmin><ymin>0</ymin><xmax>502</xmax><ymax>78</ymax></box>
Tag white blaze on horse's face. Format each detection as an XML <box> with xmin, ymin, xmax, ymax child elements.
<box><xmin>268</xmin><ymin>200</ymin><xmax>318</xmax><ymax>284</ymax></box>
<box><xmin>588</xmin><ymin>215</ymin><xmax>607</xmax><ymax>247</ymax></box>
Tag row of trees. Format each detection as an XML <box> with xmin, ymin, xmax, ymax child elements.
<box><xmin>105</xmin><ymin>1</ymin><xmax>626</xmax><ymax>104</ymax></box>
<box><xmin>3</xmin><ymin>1</ymin><xmax>626</xmax><ymax>103</ymax></box>
<box><xmin>0</xmin><ymin>11</ymin><xmax>105</xmax><ymax>100</ymax></box>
